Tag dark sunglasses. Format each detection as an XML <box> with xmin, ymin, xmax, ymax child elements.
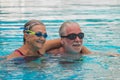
<box><xmin>26</xmin><ymin>30</ymin><xmax>47</xmax><ymax>38</ymax></box>
<box><xmin>61</xmin><ymin>33</ymin><xmax>84</xmax><ymax>40</ymax></box>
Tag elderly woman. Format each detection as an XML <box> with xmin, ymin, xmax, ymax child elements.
<box><xmin>7</xmin><ymin>20</ymin><xmax>60</xmax><ymax>61</ymax></box>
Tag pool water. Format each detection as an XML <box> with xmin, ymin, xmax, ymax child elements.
<box><xmin>0</xmin><ymin>0</ymin><xmax>120</xmax><ymax>80</ymax></box>
<box><xmin>0</xmin><ymin>54</ymin><xmax>120</xmax><ymax>80</ymax></box>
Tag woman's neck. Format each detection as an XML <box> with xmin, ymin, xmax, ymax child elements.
<box><xmin>20</xmin><ymin>44</ymin><xmax>39</xmax><ymax>56</ymax></box>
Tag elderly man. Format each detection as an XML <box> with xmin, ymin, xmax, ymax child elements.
<box><xmin>47</xmin><ymin>21</ymin><xmax>91</xmax><ymax>61</ymax></box>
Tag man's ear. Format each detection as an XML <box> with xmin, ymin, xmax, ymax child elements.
<box><xmin>61</xmin><ymin>38</ymin><xmax>64</xmax><ymax>45</ymax></box>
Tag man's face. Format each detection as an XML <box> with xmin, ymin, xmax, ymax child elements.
<box><xmin>61</xmin><ymin>24</ymin><xmax>83</xmax><ymax>53</ymax></box>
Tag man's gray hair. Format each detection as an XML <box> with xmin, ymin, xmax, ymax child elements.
<box><xmin>59</xmin><ymin>21</ymin><xmax>79</xmax><ymax>36</ymax></box>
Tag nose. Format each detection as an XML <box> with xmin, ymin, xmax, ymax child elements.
<box><xmin>39</xmin><ymin>36</ymin><xmax>46</xmax><ymax>43</ymax></box>
<box><xmin>75</xmin><ymin>36</ymin><xmax>81</xmax><ymax>41</ymax></box>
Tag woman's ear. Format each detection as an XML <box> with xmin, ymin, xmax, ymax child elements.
<box><xmin>24</xmin><ymin>32</ymin><xmax>29</xmax><ymax>42</ymax></box>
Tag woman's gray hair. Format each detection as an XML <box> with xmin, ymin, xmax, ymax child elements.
<box><xmin>24</xmin><ymin>19</ymin><xmax>45</xmax><ymax>30</ymax></box>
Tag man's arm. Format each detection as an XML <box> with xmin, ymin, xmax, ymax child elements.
<box><xmin>39</xmin><ymin>39</ymin><xmax>61</xmax><ymax>54</ymax></box>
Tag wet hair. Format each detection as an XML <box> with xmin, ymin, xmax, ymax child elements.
<box><xmin>23</xmin><ymin>20</ymin><xmax>45</xmax><ymax>44</ymax></box>
<box><xmin>59</xmin><ymin>21</ymin><xmax>80</xmax><ymax>36</ymax></box>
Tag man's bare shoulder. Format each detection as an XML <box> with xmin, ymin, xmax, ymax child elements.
<box><xmin>81</xmin><ymin>46</ymin><xmax>91</xmax><ymax>54</ymax></box>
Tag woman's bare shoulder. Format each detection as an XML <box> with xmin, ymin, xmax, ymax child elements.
<box><xmin>7</xmin><ymin>50</ymin><xmax>22</xmax><ymax>60</ymax></box>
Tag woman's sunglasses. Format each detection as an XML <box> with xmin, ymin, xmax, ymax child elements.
<box><xmin>26</xmin><ymin>30</ymin><xmax>47</xmax><ymax>38</ymax></box>
<box><xmin>61</xmin><ymin>33</ymin><xmax>84</xmax><ymax>40</ymax></box>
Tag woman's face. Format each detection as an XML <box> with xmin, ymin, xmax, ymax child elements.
<box><xmin>25</xmin><ymin>25</ymin><xmax>47</xmax><ymax>50</ymax></box>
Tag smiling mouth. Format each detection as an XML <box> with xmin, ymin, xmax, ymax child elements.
<box><xmin>36</xmin><ymin>40</ymin><xmax>45</xmax><ymax>44</ymax></box>
<box><xmin>72</xmin><ymin>42</ymin><xmax>81</xmax><ymax>47</ymax></box>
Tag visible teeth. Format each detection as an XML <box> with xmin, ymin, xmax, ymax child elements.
<box><xmin>36</xmin><ymin>40</ymin><xmax>44</xmax><ymax>43</ymax></box>
<box><xmin>73</xmin><ymin>42</ymin><xmax>81</xmax><ymax>46</ymax></box>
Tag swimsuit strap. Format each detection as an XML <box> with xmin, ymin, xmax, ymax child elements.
<box><xmin>15</xmin><ymin>50</ymin><xmax>43</xmax><ymax>57</ymax></box>
<box><xmin>15</xmin><ymin>49</ymin><xmax>25</xmax><ymax>56</ymax></box>
<box><xmin>37</xmin><ymin>51</ymin><xmax>43</xmax><ymax>57</ymax></box>
<box><xmin>80</xmin><ymin>50</ymin><xmax>82</xmax><ymax>53</ymax></box>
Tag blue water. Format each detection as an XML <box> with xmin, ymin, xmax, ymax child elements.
<box><xmin>0</xmin><ymin>0</ymin><xmax>120</xmax><ymax>80</ymax></box>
